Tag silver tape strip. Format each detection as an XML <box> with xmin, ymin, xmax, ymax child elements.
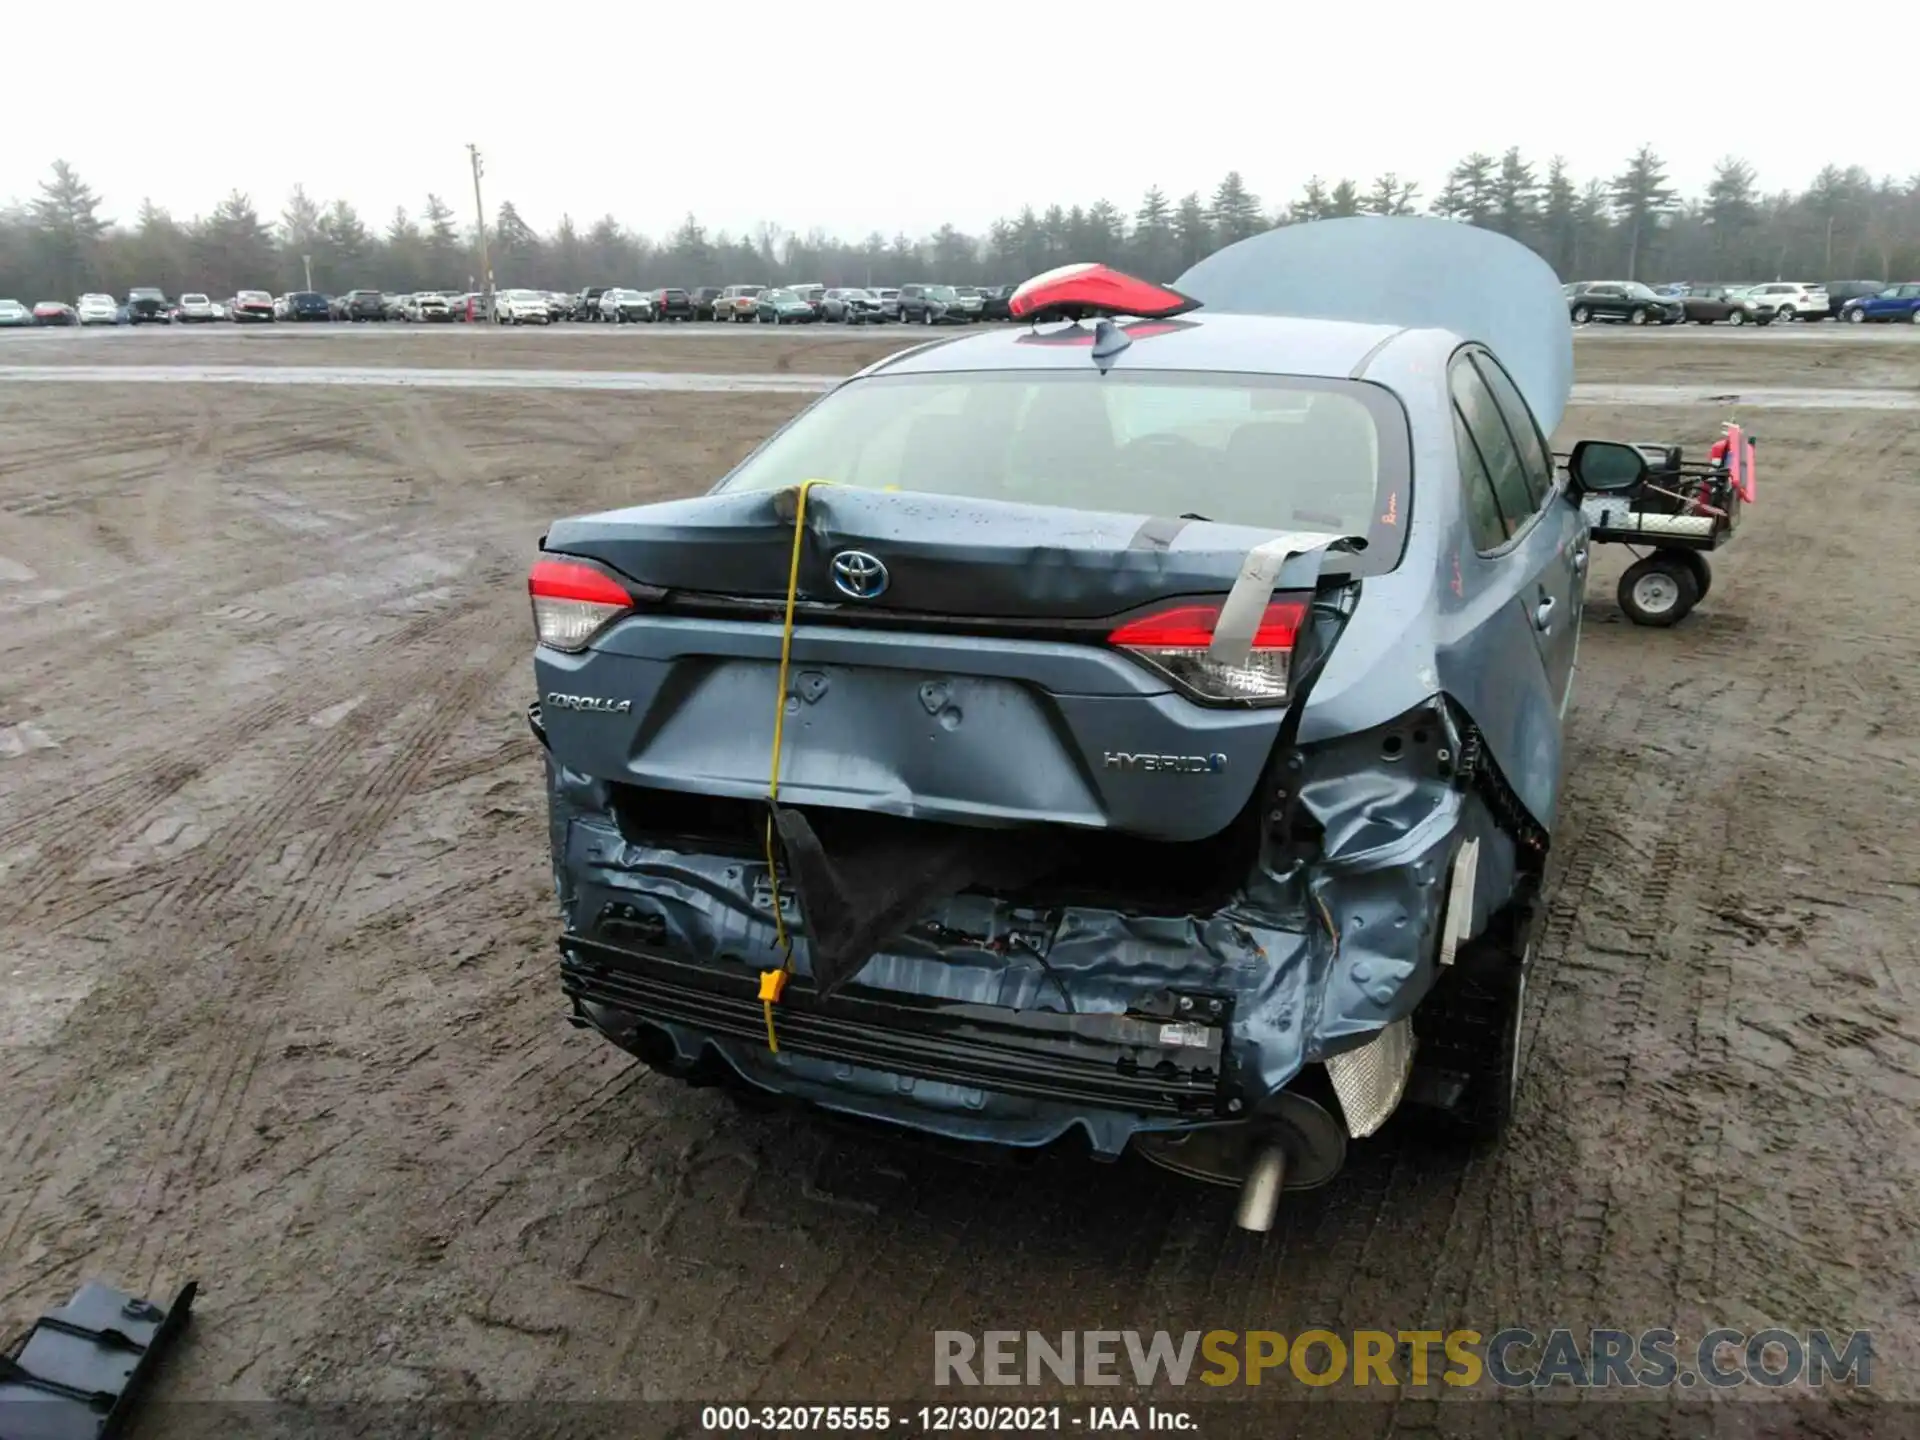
<box><xmin>1207</xmin><ymin>530</ymin><xmax>1345</xmax><ymax>664</ymax></box>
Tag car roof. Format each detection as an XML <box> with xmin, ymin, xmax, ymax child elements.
<box><xmin>855</xmin><ymin>311</ymin><xmax>1421</xmax><ymax>383</ymax></box>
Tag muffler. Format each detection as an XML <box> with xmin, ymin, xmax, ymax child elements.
<box><xmin>1132</xmin><ymin>1091</ymin><xmax>1346</xmax><ymax>1232</ymax></box>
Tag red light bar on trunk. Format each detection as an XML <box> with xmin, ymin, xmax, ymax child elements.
<box><xmin>1008</xmin><ymin>263</ymin><xmax>1202</xmax><ymax>324</ymax></box>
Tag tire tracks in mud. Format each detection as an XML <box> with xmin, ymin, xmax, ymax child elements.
<box><xmin>101</xmin><ymin>599</ymin><xmax>530</xmax><ymax>1293</ymax></box>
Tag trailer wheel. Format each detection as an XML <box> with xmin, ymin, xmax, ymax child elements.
<box><xmin>1676</xmin><ymin>550</ymin><xmax>1713</xmax><ymax>600</ymax></box>
<box><xmin>1618</xmin><ymin>553</ymin><xmax>1700</xmax><ymax>626</ymax></box>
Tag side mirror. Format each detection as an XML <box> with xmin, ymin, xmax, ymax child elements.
<box><xmin>1567</xmin><ymin>439</ymin><xmax>1647</xmax><ymax>494</ymax></box>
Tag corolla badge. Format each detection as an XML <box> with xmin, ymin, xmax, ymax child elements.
<box><xmin>830</xmin><ymin>549</ymin><xmax>889</xmax><ymax>600</ymax></box>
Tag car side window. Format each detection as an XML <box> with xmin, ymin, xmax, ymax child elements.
<box><xmin>1450</xmin><ymin>359</ymin><xmax>1538</xmax><ymax>542</ymax></box>
<box><xmin>1469</xmin><ymin>352</ymin><xmax>1556</xmax><ymax>509</ymax></box>
<box><xmin>1453</xmin><ymin>405</ymin><xmax>1509</xmax><ymax>554</ymax></box>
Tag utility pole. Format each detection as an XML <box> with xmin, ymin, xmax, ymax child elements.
<box><xmin>468</xmin><ymin>143</ymin><xmax>492</xmax><ymax>321</ymax></box>
<box><xmin>302</xmin><ymin>254</ymin><xmax>313</xmax><ymax>291</ymax></box>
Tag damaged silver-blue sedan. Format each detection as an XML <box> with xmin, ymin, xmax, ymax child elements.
<box><xmin>527</xmin><ymin>216</ymin><xmax>1656</xmax><ymax>1229</ymax></box>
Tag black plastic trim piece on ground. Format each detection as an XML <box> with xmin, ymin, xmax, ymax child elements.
<box><xmin>0</xmin><ymin>1278</ymin><xmax>195</xmax><ymax>1440</ymax></box>
<box><xmin>560</xmin><ymin>934</ymin><xmax>1227</xmax><ymax>1117</ymax></box>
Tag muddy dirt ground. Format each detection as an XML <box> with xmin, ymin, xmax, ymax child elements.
<box><xmin>2</xmin><ymin>329</ymin><xmax>1918</xmax><ymax>1436</ymax></box>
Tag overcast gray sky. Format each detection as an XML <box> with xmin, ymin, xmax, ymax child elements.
<box><xmin>5</xmin><ymin>0</ymin><xmax>1908</xmax><ymax>239</ymax></box>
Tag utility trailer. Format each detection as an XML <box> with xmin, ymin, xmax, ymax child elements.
<box><xmin>1560</xmin><ymin>422</ymin><xmax>1756</xmax><ymax>626</ymax></box>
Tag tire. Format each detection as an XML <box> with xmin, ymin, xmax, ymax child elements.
<box><xmin>1676</xmin><ymin>550</ymin><xmax>1713</xmax><ymax>600</ymax></box>
<box><xmin>1910</xmin><ymin>310</ymin><xmax>1920</xmax><ymax>325</ymax></box>
<box><xmin>1413</xmin><ymin>929</ymin><xmax>1532</xmax><ymax>1144</ymax></box>
<box><xmin>1571</xmin><ymin>305</ymin><xmax>1590</xmax><ymax>324</ymax></box>
<box><xmin>1846</xmin><ymin>308</ymin><xmax>1865</xmax><ymax>323</ymax></box>
<box><xmin>1618</xmin><ymin>553</ymin><xmax>1701</xmax><ymax>627</ymax></box>
<box><xmin>1728</xmin><ymin>309</ymin><xmax>1746</xmax><ymax>326</ymax></box>
<box><xmin>1776</xmin><ymin>306</ymin><xmax>1796</xmax><ymax>323</ymax></box>
<box><xmin>1628</xmin><ymin>307</ymin><xmax>1648</xmax><ymax>325</ymax></box>
<box><xmin>923</xmin><ymin>308</ymin><xmax>933</xmax><ymax>326</ymax></box>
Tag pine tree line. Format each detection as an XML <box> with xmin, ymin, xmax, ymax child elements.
<box><xmin>6</xmin><ymin>148</ymin><xmax>1920</xmax><ymax>304</ymax></box>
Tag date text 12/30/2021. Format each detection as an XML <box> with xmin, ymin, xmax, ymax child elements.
<box><xmin>700</xmin><ymin>1405</ymin><xmax>1196</xmax><ymax>1431</ymax></box>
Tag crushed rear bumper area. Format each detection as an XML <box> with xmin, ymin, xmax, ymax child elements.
<box><xmin>561</xmin><ymin>933</ymin><xmax>1228</xmax><ymax>1118</ymax></box>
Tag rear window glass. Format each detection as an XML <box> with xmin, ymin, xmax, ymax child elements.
<box><xmin>713</xmin><ymin>370</ymin><xmax>1409</xmax><ymax>574</ymax></box>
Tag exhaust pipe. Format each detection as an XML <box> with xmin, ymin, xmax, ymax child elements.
<box><xmin>1233</xmin><ymin>1143</ymin><xmax>1288</xmax><ymax>1232</ymax></box>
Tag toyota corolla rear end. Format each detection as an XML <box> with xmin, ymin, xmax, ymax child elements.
<box><xmin>527</xmin><ymin>304</ymin><xmax>1514</xmax><ymax>1213</ymax></box>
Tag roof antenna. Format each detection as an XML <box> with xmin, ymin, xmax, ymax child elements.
<box><xmin>1091</xmin><ymin>316</ymin><xmax>1131</xmax><ymax>369</ymax></box>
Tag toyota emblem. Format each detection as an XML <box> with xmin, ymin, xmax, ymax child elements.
<box><xmin>830</xmin><ymin>549</ymin><xmax>889</xmax><ymax>600</ymax></box>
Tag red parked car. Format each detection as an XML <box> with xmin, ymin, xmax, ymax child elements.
<box><xmin>32</xmin><ymin>302</ymin><xmax>78</xmax><ymax>326</ymax></box>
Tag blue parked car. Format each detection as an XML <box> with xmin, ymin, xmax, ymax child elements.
<box><xmin>1841</xmin><ymin>283</ymin><xmax>1920</xmax><ymax>324</ymax></box>
<box><xmin>526</xmin><ymin>217</ymin><xmax>1662</xmax><ymax>1229</ymax></box>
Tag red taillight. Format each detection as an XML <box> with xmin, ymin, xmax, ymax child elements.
<box><xmin>1108</xmin><ymin>598</ymin><xmax>1306</xmax><ymax>704</ymax></box>
<box><xmin>1009</xmin><ymin>263</ymin><xmax>1202</xmax><ymax>323</ymax></box>
<box><xmin>529</xmin><ymin>556</ymin><xmax>633</xmax><ymax>652</ymax></box>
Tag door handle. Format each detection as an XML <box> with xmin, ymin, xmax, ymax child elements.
<box><xmin>1534</xmin><ymin>596</ymin><xmax>1556</xmax><ymax>632</ymax></box>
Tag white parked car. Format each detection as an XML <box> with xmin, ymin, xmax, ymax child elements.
<box><xmin>494</xmin><ymin>288</ymin><xmax>552</xmax><ymax>325</ymax></box>
<box><xmin>1743</xmin><ymin>282</ymin><xmax>1829</xmax><ymax>323</ymax></box>
<box><xmin>76</xmin><ymin>293</ymin><xmax>121</xmax><ymax>326</ymax></box>
<box><xmin>177</xmin><ymin>293</ymin><xmax>216</xmax><ymax>323</ymax></box>
<box><xmin>0</xmin><ymin>298</ymin><xmax>33</xmax><ymax>327</ymax></box>
<box><xmin>408</xmin><ymin>292</ymin><xmax>452</xmax><ymax>322</ymax></box>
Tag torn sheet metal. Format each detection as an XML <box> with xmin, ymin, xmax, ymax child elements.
<box><xmin>547</xmin><ymin>691</ymin><xmax>1517</xmax><ymax>1157</ymax></box>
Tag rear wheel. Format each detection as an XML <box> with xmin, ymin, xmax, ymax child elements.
<box><xmin>1676</xmin><ymin>550</ymin><xmax>1713</xmax><ymax>600</ymax></box>
<box><xmin>1571</xmin><ymin>305</ymin><xmax>1591</xmax><ymax>324</ymax></box>
<box><xmin>1618</xmin><ymin>552</ymin><xmax>1700</xmax><ymax>626</ymax></box>
<box><xmin>1414</xmin><ymin>931</ymin><xmax>1533</xmax><ymax>1144</ymax></box>
<box><xmin>1628</xmin><ymin>307</ymin><xmax>1648</xmax><ymax>325</ymax></box>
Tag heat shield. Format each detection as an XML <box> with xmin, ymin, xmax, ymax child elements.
<box><xmin>1176</xmin><ymin>216</ymin><xmax>1575</xmax><ymax>437</ymax></box>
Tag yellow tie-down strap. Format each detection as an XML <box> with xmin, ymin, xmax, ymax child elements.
<box><xmin>761</xmin><ymin>479</ymin><xmax>834</xmax><ymax>1052</ymax></box>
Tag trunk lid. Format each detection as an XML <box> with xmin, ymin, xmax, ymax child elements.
<box><xmin>535</xmin><ymin>487</ymin><xmax>1347</xmax><ymax>844</ymax></box>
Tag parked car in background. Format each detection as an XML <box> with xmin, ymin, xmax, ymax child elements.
<box><xmin>977</xmin><ymin>283</ymin><xmax>1016</xmax><ymax>320</ymax></box>
<box><xmin>651</xmin><ymin>287</ymin><xmax>694</xmax><ymax>321</ymax></box>
<box><xmin>716</xmin><ymin>284</ymin><xmax>765</xmax><ymax>322</ymax></box>
<box><xmin>231</xmin><ymin>290</ymin><xmax>275</xmax><ymax>323</ymax></box>
<box><xmin>820</xmin><ymin>287</ymin><xmax>885</xmax><ymax>323</ymax></box>
<box><xmin>33</xmin><ymin>301</ymin><xmax>78</xmax><ymax>326</ymax></box>
<box><xmin>78</xmin><ymin>292</ymin><xmax>123</xmax><ymax>325</ymax></box>
<box><xmin>494</xmin><ymin>288</ymin><xmax>552</xmax><ymax>324</ymax></box>
<box><xmin>870</xmin><ymin>286</ymin><xmax>901</xmax><ymax>320</ymax></box>
<box><xmin>330</xmin><ymin>288</ymin><xmax>385</xmax><ymax>321</ymax></box>
<box><xmin>407</xmin><ymin>292</ymin><xmax>453</xmax><ymax>322</ymax></box>
<box><xmin>271</xmin><ymin>294</ymin><xmax>291</xmax><ymax>320</ymax></box>
<box><xmin>685</xmin><ymin>286</ymin><xmax>723</xmax><ymax>321</ymax></box>
<box><xmin>1565</xmin><ymin>282</ymin><xmax>1683</xmax><ymax>326</ymax></box>
<box><xmin>1821</xmin><ymin>280</ymin><xmax>1886</xmax><ymax>318</ymax></box>
<box><xmin>126</xmin><ymin>287</ymin><xmax>172</xmax><ymax>324</ymax></box>
<box><xmin>898</xmin><ymin>283</ymin><xmax>973</xmax><ymax>324</ymax></box>
<box><xmin>598</xmin><ymin>288</ymin><xmax>654</xmax><ymax>323</ymax></box>
<box><xmin>571</xmin><ymin>286</ymin><xmax>611</xmax><ymax>320</ymax></box>
<box><xmin>753</xmin><ymin>287</ymin><xmax>817</xmax><ymax>324</ymax></box>
<box><xmin>1674</xmin><ymin>284</ymin><xmax>1760</xmax><ymax>325</ymax></box>
<box><xmin>1841</xmin><ymin>282</ymin><xmax>1920</xmax><ymax>323</ymax></box>
<box><xmin>948</xmin><ymin>285</ymin><xmax>987</xmax><ymax>321</ymax></box>
<box><xmin>789</xmin><ymin>283</ymin><xmax>826</xmax><ymax>316</ymax></box>
<box><xmin>286</xmin><ymin>290</ymin><xmax>330</xmax><ymax>321</ymax></box>
<box><xmin>176</xmin><ymin>293</ymin><xmax>217</xmax><ymax>323</ymax></box>
<box><xmin>1742</xmin><ymin>282</ymin><xmax>1828</xmax><ymax>323</ymax></box>
<box><xmin>0</xmin><ymin>299</ymin><xmax>32</xmax><ymax>327</ymax></box>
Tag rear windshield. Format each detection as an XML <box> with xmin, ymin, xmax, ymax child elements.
<box><xmin>714</xmin><ymin>370</ymin><xmax>1410</xmax><ymax>574</ymax></box>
